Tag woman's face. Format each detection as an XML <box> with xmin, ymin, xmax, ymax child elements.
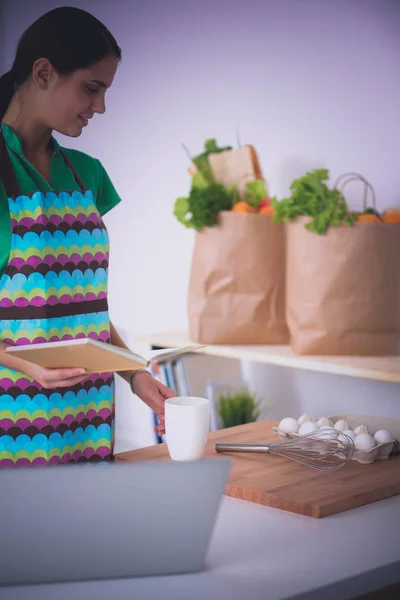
<box><xmin>39</xmin><ymin>54</ymin><xmax>118</xmax><ymax>137</ymax></box>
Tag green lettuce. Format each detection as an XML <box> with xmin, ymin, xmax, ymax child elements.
<box><xmin>243</xmin><ymin>180</ymin><xmax>267</xmax><ymax>207</ymax></box>
<box><xmin>272</xmin><ymin>168</ymin><xmax>357</xmax><ymax>234</ymax></box>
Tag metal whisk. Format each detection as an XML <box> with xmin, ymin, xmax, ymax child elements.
<box><xmin>215</xmin><ymin>429</ymin><xmax>355</xmax><ymax>471</ymax></box>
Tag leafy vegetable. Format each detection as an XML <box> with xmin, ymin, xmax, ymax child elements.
<box><xmin>204</xmin><ymin>138</ymin><xmax>229</xmax><ymax>154</ymax></box>
<box><xmin>191</xmin><ymin>170</ymin><xmax>208</xmax><ymax>190</ymax></box>
<box><xmin>191</xmin><ymin>138</ymin><xmax>232</xmax><ymax>183</ymax></box>
<box><xmin>173</xmin><ymin>183</ymin><xmax>236</xmax><ymax>231</ymax></box>
<box><xmin>173</xmin><ymin>197</ymin><xmax>193</xmax><ymax>228</ymax></box>
<box><xmin>190</xmin><ymin>184</ymin><xmax>235</xmax><ymax>230</ymax></box>
<box><xmin>174</xmin><ymin>138</ymin><xmax>236</xmax><ymax>230</ymax></box>
<box><xmin>242</xmin><ymin>180</ymin><xmax>268</xmax><ymax>208</ymax></box>
<box><xmin>272</xmin><ymin>169</ymin><xmax>357</xmax><ymax>234</ymax></box>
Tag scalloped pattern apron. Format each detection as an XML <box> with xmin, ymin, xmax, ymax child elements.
<box><xmin>0</xmin><ymin>129</ymin><xmax>114</xmax><ymax>467</ymax></box>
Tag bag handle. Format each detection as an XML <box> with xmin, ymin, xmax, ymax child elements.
<box><xmin>246</xmin><ymin>144</ymin><xmax>263</xmax><ymax>180</ymax></box>
<box><xmin>333</xmin><ymin>172</ymin><xmax>376</xmax><ymax>212</ymax></box>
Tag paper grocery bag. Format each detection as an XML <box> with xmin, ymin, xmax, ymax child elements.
<box><xmin>188</xmin><ymin>211</ymin><xmax>289</xmax><ymax>344</ymax></box>
<box><xmin>286</xmin><ymin>216</ymin><xmax>400</xmax><ymax>355</ymax></box>
<box><xmin>208</xmin><ymin>145</ymin><xmax>264</xmax><ymax>195</ymax></box>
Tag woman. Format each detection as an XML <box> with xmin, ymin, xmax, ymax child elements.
<box><xmin>0</xmin><ymin>7</ymin><xmax>174</xmax><ymax>467</ymax></box>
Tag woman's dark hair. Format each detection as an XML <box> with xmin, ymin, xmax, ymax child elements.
<box><xmin>0</xmin><ymin>7</ymin><xmax>121</xmax><ymax>119</ymax></box>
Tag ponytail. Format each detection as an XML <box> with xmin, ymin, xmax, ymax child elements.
<box><xmin>0</xmin><ymin>71</ymin><xmax>15</xmax><ymax>121</ymax></box>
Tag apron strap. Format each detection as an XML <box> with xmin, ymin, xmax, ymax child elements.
<box><xmin>0</xmin><ymin>126</ymin><xmax>88</xmax><ymax>198</ymax></box>
<box><xmin>0</xmin><ymin>127</ymin><xmax>20</xmax><ymax>198</ymax></box>
<box><xmin>59</xmin><ymin>148</ymin><xmax>88</xmax><ymax>193</ymax></box>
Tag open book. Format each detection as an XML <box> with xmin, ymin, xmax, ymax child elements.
<box><xmin>5</xmin><ymin>338</ymin><xmax>205</xmax><ymax>374</ymax></box>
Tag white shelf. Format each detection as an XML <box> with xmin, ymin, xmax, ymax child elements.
<box><xmin>136</xmin><ymin>330</ymin><xmax>400</xmax><ymax>384</ymax></box>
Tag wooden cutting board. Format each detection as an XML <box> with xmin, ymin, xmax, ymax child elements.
<box><xmin>116</xmin><ymin>419</ymin><xmax>400</xmax><ymax>518</ymax></box>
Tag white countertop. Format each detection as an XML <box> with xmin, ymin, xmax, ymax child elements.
<box><xmin>3</xmin><ymin>494</ymin><xmax>400</xmax><ymax>600</ymax></box>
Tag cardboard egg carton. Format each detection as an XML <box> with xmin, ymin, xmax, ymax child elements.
<box><xmin>273</xmin><ymin>414</ymin><xmax>400</xmax><ymax>465</ymax></box>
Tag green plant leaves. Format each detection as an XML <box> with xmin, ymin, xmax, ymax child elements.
<box><xmin>216</xmin><ymin>388</ymin><xmax>266</xmax><ymax>428</ymax></box>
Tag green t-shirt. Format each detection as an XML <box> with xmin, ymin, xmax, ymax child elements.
<box><xmin>0</xmin><ymin>123</ymin><xmax>121</xmax><ymax>277</ymax></box>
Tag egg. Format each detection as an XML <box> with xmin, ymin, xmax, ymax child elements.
<box><xmin>278</xmin><ymin>417</ymin><xmax>299</xmax><ymax>434</ymax></box>
<box><xmin>318</xmin><ymin>426</ymin><xmax>338</xmax><ymax>440</ymax></box>
<box><xmin>338</xmin><ymin>430</ymin><xmax>356</xmax><ymax>445</ymax></box>
<box><xmin>354</xmin><ymin>424</ymin><xmax>369</xmax><ymax>436</ymax></box>
<box><xmin>317</xmin><ymin>417</ymin><xmax>334</xmax><ymax>428</ymax></box>
<box><xmin>297</xmin><ymin>413</ymin><xmax>315</xmax><ymax>426</ymax></box>
<box><xmin>373</xmin><ymin>429</ymin><xmax>393</xmax><ymax>445</ymax></box>
<box><xmin>354</xmin><ymin>433</ymin><xmax>376</xmax><ymax>451</ymax></box>
<box><xmin>298</xmin><ymin>421</ymin><xmax>319</xmax><ymax>435</ymax></box>
<box><xmin>334</xmin><ymin>419</ymin><xmax>349</xmax><ymax>432</ymax></box>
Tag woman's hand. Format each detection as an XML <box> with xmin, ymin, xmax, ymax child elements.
<box><xmin>131</xmin><ymin>372</ymin><xmax>176</xmax><ymax>436</ymax></box>
<box><xmin>0</xmin><ymin>344</ymin><xmax>87</xmax><ymax>388</ymax></box>
<box><xmin>22</xmin><ymin>364</ymin><xmax>88</xmax><ymax>389</ymax></box>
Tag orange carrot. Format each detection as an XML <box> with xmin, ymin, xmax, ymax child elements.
<box><xmin>232</xmin><ymin>202</ymin><xmax>255</xmax><ymax>213</ymax></box>
<box><xmin>259</xmin><ymin>205</ymin><xmax>275</xmax><ymax>215</ymax></box>
<box><xmin>382</xmin><ymin>212</ymin><xmax>400</xmax><ymax>223</ymax></box>
<box><xmin>356</xmin><ymin>214</ymin><xmax>381</xmax><ymax>223</ymax></box>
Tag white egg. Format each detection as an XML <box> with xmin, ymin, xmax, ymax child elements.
<box><xmin>334</xmin><ymin>419</ymin><xmax>349</xmax><ymax>432</ymax></box>
<box><xmin>338</xmin><ymin>430</ymin><xmax>356</xmax><ymax>445</ymax></box>
<box><xmin>354</xmin><ymin>424</ymin><xmax>369</xmax><ymax>436</ymax></box>
<box><xmin>297</xmin><ymin>413</ymin><xmax>315</xmax><ymax>426</ymax></box>
<box><xmin>317</xmin><ymin>417</ymin><xmax>334</xmax><ymax>428</ymax></box>
<box><xmin>373</xmin><ymin>429</ymin><xmax>393</xmax><ymax>444</ymax></box>
<box><xmin>298</xmin><ymin>421</ymin><xmax>319</xmax><ymax>435</ymax></box>
<box><xmin>278</xmin><ymin>417</ymin><xmax>299</xmax><ymax>434</ymax></box>
<box><xmin>318</xmin><ymin>426</ymin><xmax>338</xmax><ymax>440</ymax></box>
<box><xmin>354</xmin><ymin>433</ymin><xmax>376</xmax><ymax>451</ymax></box>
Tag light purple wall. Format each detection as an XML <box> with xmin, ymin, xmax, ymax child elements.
<box><xmin>2</xmin><ymin>1</ymin><xmax>400</xmax><ymax>207</ymax></box>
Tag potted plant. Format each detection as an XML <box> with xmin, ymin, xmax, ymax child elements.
<box><xmin>216</xmin><ymin>388</ymin><xmax>267</xmax><ymax>429</ymax></box>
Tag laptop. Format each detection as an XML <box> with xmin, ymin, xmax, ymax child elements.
<box><xmin>0</xmin><ymin>457</ymin><xmax>231</xmax><ymax>587</ymax></box>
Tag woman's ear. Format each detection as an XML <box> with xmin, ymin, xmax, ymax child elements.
<box><xmin>32</xmin><ymin>58</ymin><xmax>55</xmax><ymax>90</ymax></box>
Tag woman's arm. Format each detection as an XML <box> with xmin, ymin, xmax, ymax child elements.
<box><xmin>109</xmin><ymin>322</ymin><xmax>175</xmax><ymax>436</ymax></box>
<box><xmin>0</xmin><ymin>340</ymin><xmax>28</xmax><ymax>372</ymax></box>
<box><xmin>0</xmin><ymin>340</ymin><xmax>87</xmax><ymax>388</ymax></box>
<box><xmin>109</xmin><ymin>321</ymin><xmax>151</xmax><ymax>386</ymax></box>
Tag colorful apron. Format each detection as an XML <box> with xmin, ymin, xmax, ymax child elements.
<box><xmin>0</xmin><ymin>129</ymin><xmax>115</xmax><ymax>467</ymax></box>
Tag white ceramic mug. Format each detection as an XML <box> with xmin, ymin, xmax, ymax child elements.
<box><xmin>165</xmin><ymin>396</ymin><xmax>210</xmax><ymax>461</ymax></box>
